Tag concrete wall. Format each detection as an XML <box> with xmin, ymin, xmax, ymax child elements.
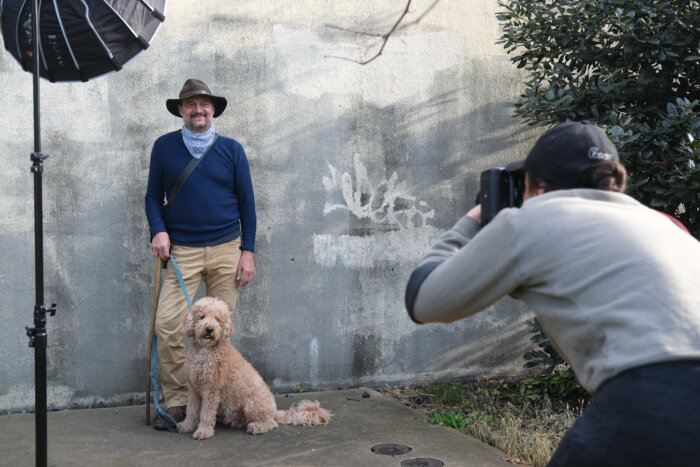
<box><xmin>0</xmin><ymin>0</ymin><xmax>540</xmax><ymax>413</ymax></box>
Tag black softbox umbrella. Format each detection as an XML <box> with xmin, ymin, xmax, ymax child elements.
<box><xmin>0</xmin><ymin>1</ymin><xmax>166</xmax><ymax>466</ymax></box>
<box><xmin>2</xmin><ymin>0</ymin><xmax>166</xmax><ymax>81</ymax></box>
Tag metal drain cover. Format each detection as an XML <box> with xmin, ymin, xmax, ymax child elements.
<box><xmin>401</xmin><ymin>458</ymin><xmax>444</xmax><ymax>467</ymax></box>
<box><xmin>370</xmin><ymin>443</ymin><xmax>412</xmax><ymax>456</ymax></box>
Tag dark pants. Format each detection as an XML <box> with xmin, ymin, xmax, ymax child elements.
<box><xmin>548</xmin><ymin>360</ymin><xmax>700</xmax><ymax>467</ymax></box>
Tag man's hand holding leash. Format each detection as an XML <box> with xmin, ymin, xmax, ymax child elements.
<box><xmin>151</xmin><ymin>232</ymin><xmax>170</xmax><ymax>260</ymax></box>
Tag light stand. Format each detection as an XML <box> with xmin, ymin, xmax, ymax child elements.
<box><xmin>22</xmin><ymin>1</ymin><xmax>56</xmax><ymax>466</ymax></box>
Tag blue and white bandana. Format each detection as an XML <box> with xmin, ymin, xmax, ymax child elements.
<box><xmin>181</xmin><ymin>124</ymin><xmax>216</xmax><ymax>159</ymax></box>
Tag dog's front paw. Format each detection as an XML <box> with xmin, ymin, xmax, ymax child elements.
<box><xmin>246</xmin><ymin>420</ymin><xmax>277</xmax><ymax>435</ymax></box>
<box><xmin>178</xmin><ymin>419</ymin><xmax>196</xmax><ymax>433</ymax></box>
<box><xmin>193</xmin><ymin>427</ymin><xmax>215</xmax><ymax>440</ymax></box>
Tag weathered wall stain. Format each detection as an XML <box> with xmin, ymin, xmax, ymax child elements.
<box><xmin>352</xmin><ymin>334</ymin><xmax>381</xmax><ymax>378</ymax></box>
<box><xmin>272</xmin><ymin>25</ymin><xmax>462</xmax><ymax>106</ymax></box>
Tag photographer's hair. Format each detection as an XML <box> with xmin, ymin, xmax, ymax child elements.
<box><xmin>579</xmin><ymin>161</ymin><xmax>627</xmax><ymax>192</ymax></box>
<box><xmin>526</xmin><ymin>161</ymin><xmax>627</xmax><ymax>195</ymax></box>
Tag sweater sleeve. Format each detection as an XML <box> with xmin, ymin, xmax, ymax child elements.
<box><xmin>144</xmin><ymin>138</ymin><xmax>167</xmax><ymax>240</ymax></box>
<box><xmin>234</xmin><ymin>144</ymin><xmax>256</xmax><ymax>252</ymax></box>
<box><xmin>406</xmin><ymin>210</ymin><xmax>523</xmax><ymax>324</ymax></box>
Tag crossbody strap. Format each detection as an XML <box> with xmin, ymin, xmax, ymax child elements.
<box><xmin>168</xmin><ymin>134</ymin><xmax>220</xmax><ymax>205</ymax></box>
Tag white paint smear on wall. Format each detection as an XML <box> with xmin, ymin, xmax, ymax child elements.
<box><xmin>309</xmin><ymin>337</ymin><xmax>319</xmax><ymax>382</ymax></box>
<box><xmin>314</xmin><ymin>225</ymin><xmax>442</xmax><ymax>268</ymax></box>
<box><xmin>272</xmin><ymin>25</ymin><xmax>461</xmax><ymax>106</ymax></box>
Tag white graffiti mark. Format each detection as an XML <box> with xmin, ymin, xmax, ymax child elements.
<box><xmin>322</xmin><ymin>154</ymin><xmax>434</xmax><ymax>229</ymax></box>
<box><xmin>316</xmin><ymin>154</ymin><xmax>443</xmax><ymax>268</ymax></box>
<box><xmin>309</xmin><ymin>338</ymin><xmax>319</xmax><ymax>382</ymax></box>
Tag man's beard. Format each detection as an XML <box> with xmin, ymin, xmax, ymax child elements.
<box><xmin>190</xmin><ymin>113</ymin><xmax>209</xmax><ymax>132</ymax></box>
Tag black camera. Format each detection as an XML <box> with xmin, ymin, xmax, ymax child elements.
<box><xmin>479</xmin><ymin>167</ymin><xmax>525</xmax><ymax>226</ymax></box>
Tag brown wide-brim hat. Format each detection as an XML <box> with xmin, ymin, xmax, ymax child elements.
<box><xmin>166</xmin><ymin>78</ymin><xmax>227</xmax><ymax>118</ymax></box>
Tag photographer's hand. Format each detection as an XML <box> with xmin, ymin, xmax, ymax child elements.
<box><xmin>466</xmin><ymin>204</ymin><xmax>482</xmax><ymax>224</ymax></box>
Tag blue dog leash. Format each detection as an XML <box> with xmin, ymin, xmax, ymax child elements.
<box><xmin>149</xmin><ymin>256</ymin><xmax>193</xmax><ymax>433</ymax></box>
<box><xmin>149</xmin><ymin>339</ymin><xmax>178</xmax><ymax>432</ymax></box>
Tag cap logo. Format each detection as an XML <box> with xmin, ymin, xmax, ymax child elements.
<box><xmin>588</xmin><ymin>146</ymin><xmax>614</xmax><ymax>161</ymax></box>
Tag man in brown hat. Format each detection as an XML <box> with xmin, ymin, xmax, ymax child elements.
<box><xmin>145</xmin><ymin>79</ymin><xmax>257</xmax><ymax>429</ymax></box>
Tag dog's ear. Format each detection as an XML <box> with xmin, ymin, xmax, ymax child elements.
<box><xmin>222</xmin><ymin>318</ymin><xmax>234</xmax><ymax>339</ymax></box>
<box><xmin>184</xmin><ymin>310</ymin><xmax>194</xmax><ymax>337</ymax></box>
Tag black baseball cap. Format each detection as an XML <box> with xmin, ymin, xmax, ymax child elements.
<box><xmin>506</xmin><ymin>121</ymin><xmax>619</xmax><ymax>188</ymax></box>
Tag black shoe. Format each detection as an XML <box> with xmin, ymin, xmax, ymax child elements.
<box><xmin>153</xmin><ymin>405</ymin><xmax>186</xmax><ymax>431</ymax></box>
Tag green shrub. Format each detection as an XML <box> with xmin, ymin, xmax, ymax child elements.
<box><xmin>522</xmin><ymin>318</ymin><xmax>589</xmax><ymax>400</ymax></box>
<box><xmin>486</xmin><ymin>370</ymin><xmax>588</xmax><ymax>402</ymax></box>
<box><xmin>523</xmin><ymin>318</ymin><xmax>564</xmax><ymax>373</ymax></box>
<box><xmin>540</xmin><ymin>369</ymin><xmax>589</xmax><ymax>400</ymax></box>
<box><xmin>497</xmin><ymin>0</ymin><xmax>700</xmax><ymax>238</ymax></box>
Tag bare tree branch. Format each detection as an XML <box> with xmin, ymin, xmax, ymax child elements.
<box><xmin>325</xmin><ymin>0</ymin><xmax>441</xmax><ymax>65</ymax></box>
<box><xmin>396</xmin><ymin>0</ymin><xmax>441</xmax><ymax>32</ymax></box>
<box><xmin>325</xmin><ymin>24</ymin><xmax>383</xmax><ymax>39</ymax></box>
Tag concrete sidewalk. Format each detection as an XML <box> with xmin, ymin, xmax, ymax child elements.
<box><xmin>0</xmin><ymin>387</ymin><xmax>509</xmax><ymax>467</ymax></box>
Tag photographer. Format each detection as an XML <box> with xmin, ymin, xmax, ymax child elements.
<box><xmin>405</xmin><ymin>121</ymin><xmax>700</xmax><ymax>466</ymax></box>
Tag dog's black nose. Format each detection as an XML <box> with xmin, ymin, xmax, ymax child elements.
<box><xmin>205</xmin><ymin>327</ymin><xmax>213</xmax><ymax>334</ymax></box>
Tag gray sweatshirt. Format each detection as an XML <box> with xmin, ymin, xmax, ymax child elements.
<box><xmin>406</xmin><ymin>189</ymin><xmax>700</xmax><ymax>393</ymax></box>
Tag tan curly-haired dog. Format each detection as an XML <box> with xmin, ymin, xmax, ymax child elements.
<box><xmin>178</xmin><ymin>297</ymin><xmax>332</xmax><ymax>439</ymax></box>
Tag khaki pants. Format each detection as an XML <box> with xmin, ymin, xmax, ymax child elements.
<box><xmin>156</xmin><ymin>238</ymin><xmax>242</xmax><ymax>408</ymax></box>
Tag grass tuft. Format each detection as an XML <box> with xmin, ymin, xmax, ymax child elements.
<box><xmin>382</xmin><ymin>377</ymin><xmax>588</xmax><ymax>467</ymax></box>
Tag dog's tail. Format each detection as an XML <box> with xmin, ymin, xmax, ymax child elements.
<box><xmin>275</xmin><ymin>400</ymin><xmax>332</xmax><ymax>426</ymax></box>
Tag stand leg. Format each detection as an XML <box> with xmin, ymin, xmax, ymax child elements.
<box><xmin>146</xmin><ymin>258</ymin><xmax>163</xmax><ymax>424</ymax></box>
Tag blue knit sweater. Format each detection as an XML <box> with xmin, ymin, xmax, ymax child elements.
<box><xmin>145</xmin><ymin>130</ymin><xmax>256</xmax><ymax>252</ymax></box>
